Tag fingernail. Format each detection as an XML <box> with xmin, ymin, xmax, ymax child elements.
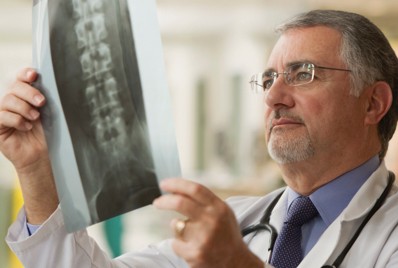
<box><xmin>27</xmin><ymin>70</ymin><xmax>35</xmax><ymax>80</ymax></box>
<box><xmin>34</xmin><ymin>95</ymin><xmax>44</xmax><ymax>105</ymax></box>
<box><xmin>25</xmin><ymin>122</ymin><xmax>33</xmax><ymax>130</ymax></box>
<box><xmin>30</xmin><ymin>110</ymin><xmax>40</xmax><ymax>120</ymax></box>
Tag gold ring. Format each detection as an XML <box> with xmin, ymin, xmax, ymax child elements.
<box><xmin>174</xmin><ymin>219</ymin><xmax>188</xmax><ymax>237</ymax></box>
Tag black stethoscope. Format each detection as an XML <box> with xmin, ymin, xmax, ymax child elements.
<box><xmin>241</xmin><ymin>172</ymin><xmax>395</xmax><ymax>268</ymax></box>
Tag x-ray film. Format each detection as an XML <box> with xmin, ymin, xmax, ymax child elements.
<box><xmin>32</xmin><ymin>0</ymin><xmax>181</xmax><ymax>232</ymax></box>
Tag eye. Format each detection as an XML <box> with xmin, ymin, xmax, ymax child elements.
<box><xmin>288</xmin><ymin>63</ymin><xmax>314</xmax><ymax>85</ymax></box>
<box><xmin>262</xmin><ymin>72</ymin><xmax>276</xmax><ymax>90</ymax></box>
<box><xmin>263</xmin><ymin>79</ymin><xmax>274</xmax><ymax>90</ymax></box>
<box><xmin>295</xmin><ymin>71</ymin><xmax>313</xmax><ymax>82</ymax></box>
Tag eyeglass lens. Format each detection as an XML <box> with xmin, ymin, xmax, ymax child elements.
<box><xmin>250</xmin><ymin>63</ymin><xmax>315</xmax><ymax>92</ymax></box>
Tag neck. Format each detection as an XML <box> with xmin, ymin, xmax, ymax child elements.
<box><xmin>278</xmin><ymin>149</ymin><xmax>380</xmax><ymax>196</ymax></box>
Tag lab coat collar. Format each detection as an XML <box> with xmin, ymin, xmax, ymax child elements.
<box><xmin>299</xmin><ymin>162</ymin><xmax>389</xmax><ymax>267</ymax></box>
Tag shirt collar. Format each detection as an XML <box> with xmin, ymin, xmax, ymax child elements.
<box><xmin>286</xmin><ymin>155</ymin><xmax>380</xmax><ymax>225</ymax></box>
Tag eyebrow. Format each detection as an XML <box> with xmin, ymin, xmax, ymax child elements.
<box><xmin>263</xmin><ymin>60</ymin><xmax>315</xmax><ymax>73</ymax></box>
<box><xmin>263</xmin><ymin>68</ymin><xmax>276</xmax><ymax>74</ymax></box>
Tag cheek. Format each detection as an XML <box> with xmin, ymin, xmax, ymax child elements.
<box><xmin>295</xmin><ymin>96</ymin><xmax>328</xmax><ymax>136</ymax></box>
<box><xmin>304</xmin><ymin>98</ymin><xmax>357</xmax><ymax>144</ymax></box>
<box><xmin>264</xmin><ymin>108</ymin><xmax>273</xmax><ymax>141</ymax></box>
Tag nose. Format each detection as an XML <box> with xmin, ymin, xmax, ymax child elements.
<box><xmin>264</xmin><ymin>74</ymin><xmax>295</xmax><ymax>110</ymax></box>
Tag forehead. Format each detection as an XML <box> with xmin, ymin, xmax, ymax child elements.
<box><xmin>267</xmin><ymin>26</ymin><xmax>343</xmax><ymax>68</ymax></box>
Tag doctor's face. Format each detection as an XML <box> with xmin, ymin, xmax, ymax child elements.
<box><xmin>264</xmin><ymin>26</ymin><xmax>367</xmax><ymax>164</ymax></box>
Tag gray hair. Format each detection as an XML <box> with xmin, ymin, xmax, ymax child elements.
<box><xmin>276</xmin><ymin>10</ymin><xmax>398</xmax><ymax>159</ymax></box>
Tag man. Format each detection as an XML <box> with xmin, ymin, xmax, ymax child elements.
<box><xmin>2</xmin><ymin>9</ymin><xmax>398</xmax><ymax>268</ymax></box>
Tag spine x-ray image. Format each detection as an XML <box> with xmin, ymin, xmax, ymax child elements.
<box><xmin>33</xmin><ymin>0</ymin><xmax>180</xmax><ymax>232</ymax></box>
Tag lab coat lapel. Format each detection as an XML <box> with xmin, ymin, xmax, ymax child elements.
<box><xmin>298</xmin><ymin>163</ymin><xmax>389</xmax><ymax>268</ymax></box>
<box><xmin>269</xmin><ymin>189</ymin><xmax>289</xmax><ymax>234</ymax></box>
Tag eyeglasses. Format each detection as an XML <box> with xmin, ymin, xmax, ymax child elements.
<box><xmin>249</xmin><ymin>62</ymin><xmax>351</xmax><ymax>93</ymax></box>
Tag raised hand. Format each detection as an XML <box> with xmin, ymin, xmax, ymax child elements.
<box><xmin>0</xmin><ymin>68</ymin><xmax>58</xmax><ymax>224</ymax></box>
<box><xmin>153</xmin><ymin>178</ymin><xmax>264</xmax><ymax>268</ymax></box>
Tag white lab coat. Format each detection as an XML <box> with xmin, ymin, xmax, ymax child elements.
<box><xmin>6</xmin><ymin>162</ymin><xmax>398</xmax><ymax>268</ymax></box>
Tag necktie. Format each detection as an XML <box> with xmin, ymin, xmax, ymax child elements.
<box><xmin>270</xmin><ymin>196</ymin><xmax>318</xmax><ymax>268</ymax></box>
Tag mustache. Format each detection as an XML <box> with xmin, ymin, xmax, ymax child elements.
<box><xmin>268</xmin><ymin>110</ymin><xmax>305</xmax><ymax>130</ymax></box>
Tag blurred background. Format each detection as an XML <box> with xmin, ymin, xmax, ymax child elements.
<box><xmin>1</xmin><ymin>0</ymin><xmax>397</xmax><ymax>266</ymax></box>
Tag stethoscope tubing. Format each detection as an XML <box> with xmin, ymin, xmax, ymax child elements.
<box><xmin>241</xmin><ymin>172</ymin><xmax>395</xmax><ymax>268</ymax></box>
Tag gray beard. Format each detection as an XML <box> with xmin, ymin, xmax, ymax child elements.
<box><xmin>267</xmin><ymin>129</ymin><xmax>315</xmax><ymax>164</ymax></box>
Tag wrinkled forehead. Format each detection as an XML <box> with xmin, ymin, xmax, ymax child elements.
<box><xmin>266</xmin><ymin>26</ymin><xmax>344</xmax><ymax>70</ymax></box>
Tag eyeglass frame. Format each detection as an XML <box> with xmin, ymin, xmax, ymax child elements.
<box><xmin>249</xmin><ymin>62</ymin><xmax>352</xmax><ymax>93</ymax></box>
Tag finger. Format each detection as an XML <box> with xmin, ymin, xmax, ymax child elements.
<box><xmin>153</xmin><ymin>193</ymin><xmax>204</xmax><ymax>219</ymax></box>
<box><xmin>0</xmin><ymin>111</ymin><xmax>33</xmax><ymax>131</ymax></box>
<box><xmin>0</xmin><ymin>93</ymin><xmax>40</xmax><ymax>121</ymax></box>
<box><xmin>170</xmin><ymin>218</ymin><xmax>207</xmax><ymax>243</ymax></box>
<box><xmin>172</xmin><ymin>238</ymin><xmax>198</xmax><ymax>261</ymax></box>
<box><xmin>159</xmin><ymin>178</ymin><xmax>218</xmax><ymax>205</ymax></box>
<box><xmin>17</xmin><ymin>68</ymin><xmax>38</xmax><ymax>84</ymax></box>
<box><xmin>9</xmin><ymin>81</ymin><xmax>45</xmax><ymax>108</ymax></box>
<box><xmin>170</xmin><ymin>218</ymin><xmax>189</xmax><ymax>239</ymax></box>
<box><xmin>170</xmin><ymin>220</ymin><xmax>206</xmax><ymax>258</ymax></box>
<box><xmin>8</xmin><ymin>69</ymin><xmax>45</xmax><ymax>108</ymax></box>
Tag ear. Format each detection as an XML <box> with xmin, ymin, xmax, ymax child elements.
<box><xmin>364</xmin><ymin>81</ymin><xmax>393</xmax><ymax>125</ymax></box>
